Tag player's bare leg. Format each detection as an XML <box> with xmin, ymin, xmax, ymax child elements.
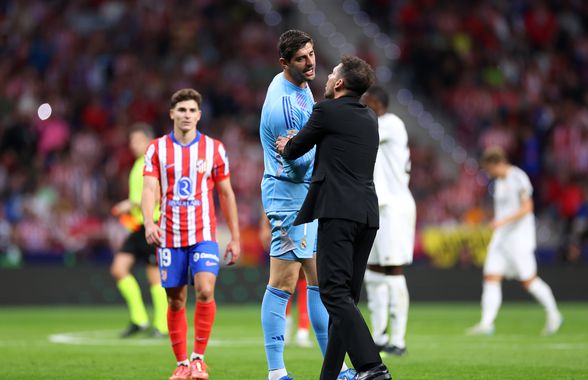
<box><xmin>467</xmin><ymin>274</ymin><xmax>502</xmax><ymax>335</ymax></box>
<box><xmin>111</xmin><ymin>253</ymin><xmax>149</xmax><ymax>337</ymax></box>
<box><xmin>522</xmin><ymin>275</ymin><xmax>562</xmax><ymax>335</ymax></box>
<box><xmin>269</xmin><ymin>258</ymin><xmax>302</xmax><ymax>294</ymax></box>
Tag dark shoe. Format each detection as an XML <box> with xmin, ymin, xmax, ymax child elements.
<box><xmin>119</xmin><ymin>323</ymin><xmax>148</xmax><ymax>338</ymax></box>
<box><xmin>150</xmin><ymin>328</ymin><xmax>168</xmax><ymax>338</ymax></box>
<box><xmin>355</xmin><ymin>364</ymin><xmax>391</xmax><ymax>380</ymax></box>
<box><xmin>381</xmin><ymin>345</ymin><xmax>407</xmax><ymax>357</ymax></box>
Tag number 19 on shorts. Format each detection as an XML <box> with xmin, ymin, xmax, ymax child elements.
<box><xmin>159</xmin><ymin>248</ymin><xmax>172</xmax><ymax>267</ymax></box>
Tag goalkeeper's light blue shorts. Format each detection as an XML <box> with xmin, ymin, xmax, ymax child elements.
<box><xmin>267</xmin><ymin>210</ymin><xmax>317</xmax><ymax>261</ymax></box>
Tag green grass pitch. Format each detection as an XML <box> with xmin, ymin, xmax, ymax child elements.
<box><xmin>1</xmin><ymin>303</ymin><xmax>587</xmax><ymax>379</ymax></box>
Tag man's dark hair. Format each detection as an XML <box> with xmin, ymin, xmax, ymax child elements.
<box><xmin>278</xmin><ymin>30</ymin><xmax>313</xmax><ymax>61</ymax></box>
<box><xmin>365</xmin><ymin>85</ymin><xmax>389</xmax><ymax>108</ymax></box>
<box><xmin>129</xmin><ymin>122</ymin><xmax>154</xmax><ymax>138</ymax></box>
<box><xmin>339</xmin><ymin>56</ymin><xmax>375</xmax><ymax>96</ymax></box>
<box><xmin>481</xmin><ymin>146</ymin><xmax>508</xmax><ymax>166</ymax></box>
<box><xmin>170</xmin><ymin>88</ymin><xmax>202</xmax><ymax>109</ymax></box>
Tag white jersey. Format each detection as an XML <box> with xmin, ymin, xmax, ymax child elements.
<box><xmin>491</xmin><ymin>166</ymin><xmax>536</xmax><ymax>250</ymax></box>
<box><xmin>368</xmin><ymin>112</ymin><xmax>416</xmax><ymax>266</ymax></box>
<box><xmin>373</xmin><ymin>113</ymin><xmax>412</xmax><ymax>205</ymax></box>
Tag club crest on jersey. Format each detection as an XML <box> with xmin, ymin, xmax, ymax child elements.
<box><xmin>161</xmin><ymin>269</ymin><xmax>167</xmax><ymax>281</ymax></box>
<box><xmin>196</xmin><ymin>159</ymin><xmax>208</xmax><ymax>174</ymax></box>
<box><xmin>175</xmin><ymin>177</ymin><xmax>193</xmax><ymax>198</ymax></box>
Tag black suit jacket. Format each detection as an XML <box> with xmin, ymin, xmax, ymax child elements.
<box><xmin>282</xmin><ymin>95</ymin><xmax>380</xmax><ymax>228</ymax></box>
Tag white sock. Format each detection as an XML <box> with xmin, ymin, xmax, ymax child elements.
<box><xmin>190</xmin><ymin>352</ymin><xmax>203</xmax><ymax>361</ymax></box>
<box><xmin>269</xmin><ymin>368</ymin><xmax>288</xmax><ymax>380</ymax></box>
<box><xmin>386</xmin><ymin>275</ymin><xmax>409</xmax><ymax>348</ymax></box>
<box><xmin>480</xmin><ymin>281</ymin><xmax>501</xmax><ymax>327</ymax></box>
<box><xmin>527</xmin><ymin>278</ymin><xmax>559</xmax><ymax>318</ymax></box>
<box><xmin>177</xmin><ymin>359</ymin><xmax>189</xmax><ymax>366</ymax></box>
<box><xmin>365</xmin><ymin>269</ymin><xmax>389</xmax><ymax>346</ymax></box>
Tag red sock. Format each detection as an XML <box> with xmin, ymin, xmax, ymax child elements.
<box><xmin>167</xmin><ymin>307</ymin><xmax>188</xmax><ymax>362</ymax></box>
<box><xmin>194</xmin><ymin>300</ymin><xmax>216</xmax><ymax>355</ymax></box>
<box><xmin>297</xmin><ymin>278</ymin><xmax>309</xmax><ymax>329</ymax></box>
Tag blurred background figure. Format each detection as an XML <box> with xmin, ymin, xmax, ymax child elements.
<box><xmin>362</xmin><ymin>85</ymin><xmax>416</xmax><ymax>357</ymax></box>
<box><xmin>467</xmin><ymin>147</ymin><xmax>562</xmax><ymax>336</ymax></box>
<box><xmin>109</xmin><ymin>122</ymin><xmax>167</xmax><ymax>338</ymax></box>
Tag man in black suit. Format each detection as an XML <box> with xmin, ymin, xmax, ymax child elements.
<box><xmin>276</xmin><ymin>56</ymin><xmax>392</xmax><ymax>380</ymax></box>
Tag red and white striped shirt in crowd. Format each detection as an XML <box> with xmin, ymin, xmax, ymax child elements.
<box><xmin>143</xmin><ymin>131</ymin><xmax>230</xmax><ymax>248</ymax></box>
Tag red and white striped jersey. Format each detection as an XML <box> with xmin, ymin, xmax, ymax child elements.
<box><xmin>143</xmin><ymin>131</ymin><xmax>230</xmax><ymax>248</ymax></box>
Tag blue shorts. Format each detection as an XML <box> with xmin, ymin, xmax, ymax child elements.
<box><xmin>157</xmin><ymin>241</ymin><xmax>219</xmax><ymax>288</ymax></box>
<box><xmin>267</xmin><ymin>211</ymin><xmax>317</xmax><ymax>261</ymax></box>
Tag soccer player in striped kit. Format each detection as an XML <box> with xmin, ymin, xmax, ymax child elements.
<box><xmin>142</xmin><ymin>88</ymin><xmax>241</xmax><ymax>380</ymax></box>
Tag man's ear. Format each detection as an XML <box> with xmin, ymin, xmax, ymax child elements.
<box><xmin>335</xmin><ymin>78</ymin><xmax>344</xmax><ymax>92</ymax></box>
<box><xmin>279</xmin><ymin>57</ymin><xmax>288</xmax><ymax>70</ymax></box>
<box><xmin>169</xmin><ymin>109</ymin><xmax>174</xmax><ymax>120</ymax></box>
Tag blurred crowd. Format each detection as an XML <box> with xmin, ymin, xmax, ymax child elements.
<box><xmin>1</xmin><ymin>0</ymin><xmax>587</xmax><ymax>266</ymax></box>
<box><xmin>362</xmin><ymin>0</ymin><xmax>588</xmax><ymax>264</ymax></box>
<box><xmin>0</xmin><ymin>0</ymin><xmax>282</xmax><ymax>264</ymax></box>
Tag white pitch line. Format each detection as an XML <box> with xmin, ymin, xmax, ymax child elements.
<box><xmin>48</xmin><ymin>330</ymin><xmax>263</xmax><ymax>347</ymax></box>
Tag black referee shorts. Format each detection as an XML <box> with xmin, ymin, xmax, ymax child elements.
<box><xmin>119</xmin><ymin>225</ymin><xmax>158</xmax><ymax>266</ymax></box>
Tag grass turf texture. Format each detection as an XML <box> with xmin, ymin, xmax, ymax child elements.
<box><xmin>0</xmin><ymin>303</ymin><xmax>586</xmax><ymax>379</ymax></box>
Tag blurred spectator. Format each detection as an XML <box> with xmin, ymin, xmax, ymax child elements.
<box><xmin>0</xmin><ymin>0</ymin><xmax>284</xmax><ymax>264</ymax></box>
<box><xmin>3</xmin><ymin>0</ymin><xmax>588</xmax><ymax>266</ymax></box>
<box><xmin>361</xmin><ymin>0</ymin><xmax>588</xmax><ymax>264</ymax></box>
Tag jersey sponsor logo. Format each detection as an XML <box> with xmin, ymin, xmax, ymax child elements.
<box><xmin>175</xmin><ymin>176</ymin><xmax>193</xmax><ymax>198</ymax></box>
<box><xmin>167</xmin><ymin>199</ymin><xmax>201</xmax><ymax>207</ymax></box>
<box><xmin>161</xmin><ymin>269</ymin><xmax>168</xmax><ymax>281</ymax></box>
<box><xmin>205</xmin><ymin>260</ymin><xmax>217</xmax><ymax>267</ymax></box>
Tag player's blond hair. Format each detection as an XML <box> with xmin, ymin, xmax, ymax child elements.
<box><xmin>481</xmin><ymin>146</ymin><xmax>508</xmax><ymax>166</ymax></box>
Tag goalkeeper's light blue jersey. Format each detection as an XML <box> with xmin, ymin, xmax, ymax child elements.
<box><xmin>260</xmin><ymin>73</ymin><xmax>315</xmax><ymax>213</ymax></box>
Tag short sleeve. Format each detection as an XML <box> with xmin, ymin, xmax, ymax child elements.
<box><xmin>212</xmin><ymin>141</ymin><xmax>230</xmax><ymax>183</ymax></box>
<box><xmin>143</xmin><ymin>141</ymin><xmax>160</xmax><ymax>178</ymax></box>
<box><xmin>516</xmin><ymin>170</ymin><xmax>533</xmax><ymax>199</ymax></box>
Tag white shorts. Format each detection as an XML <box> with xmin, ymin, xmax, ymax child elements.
<box><xmin>368</xmin><ymin>197</ymin><xmax>416</xmax><ymax>266</ymax></box>
<box><xmin>483</xmin><ymin>239</ymin><xmax>537</xmax><ymax>281</ymax></box>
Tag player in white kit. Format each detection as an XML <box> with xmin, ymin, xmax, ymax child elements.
<box><xmin>468</xmin><ymin>147</ymin><xmax>562</xmax><ymax>336</ymax></box>
<box><xmin>361</xmin><ymin>86</ymin><xmax>416</xmax><ymax>356</ymax></box>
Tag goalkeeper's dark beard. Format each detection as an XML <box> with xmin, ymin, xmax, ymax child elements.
<box><xmin>288</xmin><ymin>66</ymin><xmax>314</xmax><ymax>85</ymax></box>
